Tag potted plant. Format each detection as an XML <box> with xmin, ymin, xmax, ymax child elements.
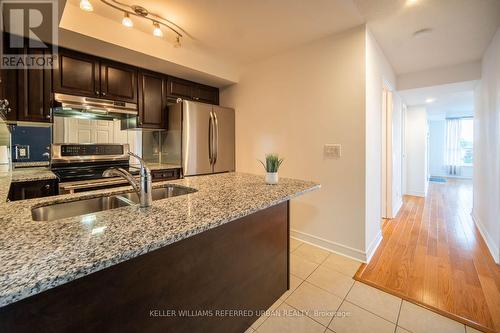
<box><xmin>259</xmin><ymin>154</ymin><xmax>284</xmax><ymax>185</ymax></box>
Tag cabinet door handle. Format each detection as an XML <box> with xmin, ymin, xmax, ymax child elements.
<box><xmin>44</xmin><ymin>184</ymin><xmax>51</xmax><ymax>190</ymax></box>
<box><xmin>102</xmin><ymin>92</ymin><xmax>106</xmax><ymax>96</ymax></box>
<box><xmin>95</xmin><ymin>91</ymin><xmax>100</xmax><ymax>95</ymax></box>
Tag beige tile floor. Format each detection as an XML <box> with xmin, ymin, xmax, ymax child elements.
<box><xmin>245</xmin><ymin>238</ymin><xmax>482</xmax><ymax>333</ymax></box>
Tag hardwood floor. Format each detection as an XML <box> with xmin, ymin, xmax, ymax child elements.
<box><xmin>355</xmin><ymin>179</ymin><xmax>500</xmax><ymax>333</ymax></box>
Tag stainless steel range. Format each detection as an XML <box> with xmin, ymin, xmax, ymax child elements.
<box><xmin>51</xmin><ymin>143</ymin><xmax>139</xmax><ymax>194</ymax></box>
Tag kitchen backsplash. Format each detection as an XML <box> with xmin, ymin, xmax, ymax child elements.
<box><xmin>11</xmin><ymin>125</ymin><xmax>51</xmax><ymax>163</ymax></box>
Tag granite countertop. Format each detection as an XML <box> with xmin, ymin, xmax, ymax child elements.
<box><xmin>0</xmin><ymin>172</ymin><xmax>319</xmax><ymax>308</ymax></box>
<box><xmin>0</xmin><ymin>167</ymin><xmax>57</xmax><ymax>201</ymax></box>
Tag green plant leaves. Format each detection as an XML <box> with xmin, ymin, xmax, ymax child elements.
<box><xmin>259</xmin><ymin>154</ymin><xmax>284</xmax><ymax>173</ymax></box>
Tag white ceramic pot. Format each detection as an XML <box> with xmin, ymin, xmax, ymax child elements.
<box><xmin>265</xmin><ymin>172</ymin><xmax>279</xmax><ymax>185</ymax></box>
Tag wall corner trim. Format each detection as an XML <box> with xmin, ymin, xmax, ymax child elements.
<box><xmin>365</xmin><ymin>230</ymin><xmax>383</xmax><ymax>263</ymax></box>
<box><xmin>392</xmin><ymin>199</ymin><xmax>403</xmax><ymax>218</ymax></box>
<box><xmin>471</xmin><ymin>211</ymin><xmax>500</xmax><ymax>264</ymax></box>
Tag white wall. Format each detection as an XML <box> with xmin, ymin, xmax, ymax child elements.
<box><xmin>405</xmin><ymin>106</ymin><xmax>428</xmax><ymax>197</ymax></box>
<box><xmin>397</xmin><ymin>61</ymin><xmax>482</xmax><ymax>91</ymax></box>
<box><xmin>221</xmin><ymin>26</ymin><xmax>370</xmax><ymax>261</ymax></box>
<box><xmin>365</xmin><ymin>29</ymin><xmax>397</xmax><ymax>258</ymax></box>
<box><xmin>428</xmin><ymin>120</ymin><xmax>447</xmax><ymax>177</ymax></box>
<box><xmin>221</xmin><ymin>26</ymin><xmax>397</xmax><ymax>262</ymax></box>
<box><xmin>473</xmin><ymin>28</ymin><xmax>500</xmax><ymax>264</ymax></box>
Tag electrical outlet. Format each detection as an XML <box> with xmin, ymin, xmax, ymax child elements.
<box><xmin>324</xmin><ymin>144</ymin><xmax>341</xmax><ymax>159</ymax></box>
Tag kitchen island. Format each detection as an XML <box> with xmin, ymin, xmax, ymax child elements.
<box><xmin>0</xmin><ymin>172</ymin><xmax>319</xmax><ymax>332</ymax></box>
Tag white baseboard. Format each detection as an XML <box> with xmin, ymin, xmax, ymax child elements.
<box><xmin>392</xmin><ymin>199</ymin><xmax>403</xmax><ymax>217</ymax></box>
<box><xmin>471</xmin><ymin>211</ymin><xmax>500</xmax><ymax>264</ymax></box>
<box><xmin>405</xmin><ymin>190</ymin><xmax>426</xmax><ymax>197</ymax></box>
<box><xmin>291</xmin><ymin>229</ymin><xmax>368</xmax><ymax>263</ymax></box>
<box><xmin>366</xmin><ymin>230</ymin><xmax>383</xmax><ymax>263</ymax></box>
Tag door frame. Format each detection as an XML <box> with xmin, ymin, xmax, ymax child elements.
<box><xmin>382</xmin><ymin>81</ymin><xmax>394</xmax><ymax>219</ymax></box>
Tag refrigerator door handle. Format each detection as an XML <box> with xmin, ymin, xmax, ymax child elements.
<box><xmin>208</xmin><ymin>111</ymin><xmax>214</xmax><ymax>165</ymax></box>
<box><xmin>213</xmin><ymin>111</ymin><xmax>219</xmax><ymax>165</ymax></box>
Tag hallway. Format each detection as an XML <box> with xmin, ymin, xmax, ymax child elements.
<box><xmin>355</xmin><ymin>180</ymin><xmax>500</xmax><ymax>333</ymax></box>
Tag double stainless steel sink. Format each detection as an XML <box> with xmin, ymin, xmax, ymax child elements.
<box><xmin>31</xmin><ymin>185</ymin><xmax>197</xmax><ymax>222</ymax></box>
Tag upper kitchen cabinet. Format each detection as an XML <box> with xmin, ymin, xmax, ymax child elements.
<box><xmin>193</xmin><ymin>84</ymin><xmax>219</xmax><ymax>105</ymax></box>
<box><xmin>0</xmin><ymin>65</ymin><xmax>18</xmax><ymax>122</ymax></box>
<box><xmin>100</xmin><ymin>61</ymin><xmax>137</xmax><ymax>103</ymax></box>
<box><xmin>167</xmin><ymin>77</ymin><xmax>192</xmax><ymax>100</ymax></box>
<box><xmin>17</xmin><ymin>48</ymin><xmax>52</xmax><ymax>122</ymax></box>
<box><xmin>53</xmin><ymin>49</ymin><xmax>100</xmax><ymax>98</ymax></box>
<box><xmin>54</xmin><ymin>49</ymin><xmax>137</xmax><ymax>103</ymax></box>
<box><xmin>167</xmin><ymin>77</ymin><xmax>219</xmax><ymax>105</ymax></box>
<box><xmin>0</xmin><ymin>40</ymin><xmax>52</xmax><ymax>123</ymax></box>
<box><xmin>0</xmin><ymin>33</ymin><xmax>19</xmax><ymax>122</ymax></box>
<box><xmin>137</xmin><ymin>70</ymin><xmax>166</xmax><ymax>129</ymax></box>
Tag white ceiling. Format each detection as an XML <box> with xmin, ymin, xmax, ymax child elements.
<box><xmin>399</xmin><ymin>81</ymin><xmax>476</xmax><ymax>119</ymax></box>
<box><xmin>67</xmin><ymin>0</ymin><xmax>364</xmax><ymax>66</ymax></box>
<box><xmin>61</xmin><ymin>0</ymin><xmax>500</xmax><ymax>83</ymax></box>
<box><xmin>355</xmin><ymin>0</ymin><xmax>500</xmax><ymax>74</ymax></box>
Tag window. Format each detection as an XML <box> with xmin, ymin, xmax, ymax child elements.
<box><xmin>459</xmin><ymin>118</ymin><xmax>473</xmax><ymax>166</ymax></box>
<box><xmin>445</xmin><ymin>117</ymin><xmax>473</xmax><ymax>175</ymax></box>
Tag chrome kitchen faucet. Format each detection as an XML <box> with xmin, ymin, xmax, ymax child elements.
<box><xmin>103</xmin><ymin>152</ymin><xmax>152</xmax><ymax>208</ymax></box>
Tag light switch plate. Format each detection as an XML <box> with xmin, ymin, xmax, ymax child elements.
<box><xmin>324</xmin><ymin>144</ymin><xmax>341</xmax><ymax>159</ymax></box>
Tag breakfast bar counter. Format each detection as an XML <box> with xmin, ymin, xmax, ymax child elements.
<box><xmin>0</xmin><ymin>172</ymin><xmax>319</xmax><ymax>332</ymax></box>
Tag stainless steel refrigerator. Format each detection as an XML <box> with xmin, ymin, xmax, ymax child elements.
<box><xmin>167</xmin><ymin>100</ymin><xmax>235</xmax><ymax>176</ymax></box>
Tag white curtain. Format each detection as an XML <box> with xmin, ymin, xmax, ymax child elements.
<box><xmin>445</xmin><ymin>118</ymin><xmax>462</xmax><ymax>175</ymax></box>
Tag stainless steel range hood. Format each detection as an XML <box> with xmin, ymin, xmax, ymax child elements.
<box><xmin>52</xmin><ymin>93</ymin><xmax>138</xmax><ymax>121</ymax></box>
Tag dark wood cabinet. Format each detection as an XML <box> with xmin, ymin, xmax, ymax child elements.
<box><xmin>17</xmin><ymin>48</ymin><xmax>52</xmax><ymax>122</ymax></box>
<box><xmin>2</xmin><ymin>34</ymin><xmax>219</xmax><ymax>125</ymax></box>
<box><xmin>8</xmin><ymin>179</ymin><xmax>58</xmax><ymax>201</ymax></box>
<box><xmin>100</xmin><ymin>62</ymin><xmax>137</xmax><ymax>103</ymax></box>
<box><xmin>54</xmin><ymin>49</ymin><xmax>137</xmax><ymax>103</ymax></box>
<box><xmin>137</xmin><ymin>70</ymin><xmax>166</xmax><ymax>129</ymax></box>
<box><xmin>193</xmin><ymin>84</ymin><xmax>219</xmax><ymax>104</ymax></box>
<box><xmin>167</xmin><ymin>77</ymin><xmax>193</xmax><ymax>100</ymax></box>
<box><xmin>53</xmin><ymin>49</ymin><xmax>100</xmax><ymax>98</ymax></box>
<box><xmin>167</xmin><ymin>77</ymin><xmax>219</xmax><ymax>105</ymax></box>
<box><xmin>0</xmin><ymin>34</ymin><xmax>16</xmax><ymax>121</ymax></box>
<box><xmin>0</xmin><ymin>46</ymin><xmax>52</xmax><ymax>123</ymax></box>
<box><xmin>0</xmin><ymin>67</ymin><xmax>19</xmax><ymax>122</ymax></box>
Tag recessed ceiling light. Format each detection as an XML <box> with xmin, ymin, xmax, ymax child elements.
<box><xmin>413</xmin><ymin>28</ymin><xmax>433</xmax><ymax>39</ymax></box>
<box><xmin>79</xmin><ymin>0</ymin><xmax>93</xmax><ymax>12</ymax></box>
<box><xmin>406</xmin><ymin>0</ymin><xmax>419</xmax><ymax>5</ymax></box>
<box><xmin>426</xmin><ymin>98</ymin><xmax>436</xmax><ymax>103</ymax></box>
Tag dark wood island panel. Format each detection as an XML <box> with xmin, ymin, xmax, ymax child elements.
<box><xmin>0</xmin><ymin>201</ymin><xmax>290</xmax><ymax>333</ymax></box>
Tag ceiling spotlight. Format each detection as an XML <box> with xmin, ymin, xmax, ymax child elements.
<box><xmin>426</xmin><ymin>98</ymin><xmax>436</xmax><ymax>103</ymax></box>
<box><xmin>122</xmin><ymin>12</ymin><xmax>133</xmax><ymax>28</ymax></box>
<box><xmin>153</xmin><ymin>22</ymin><xmax>163</xmax><ymax>37</ymax></box>
<box><xmin>174</xmin><ymin>35</ymin><xmax>181</xmax><ymax>48</ymax></box>
<box><xmin>406</xmin><ymin>0</ymin><xmax>419</xmax><ymax>5</ymax></box>
<box><xmin>80</xmin><ymin>0</ymin><xmax>93</xmax><ymax>12</ymax></box>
